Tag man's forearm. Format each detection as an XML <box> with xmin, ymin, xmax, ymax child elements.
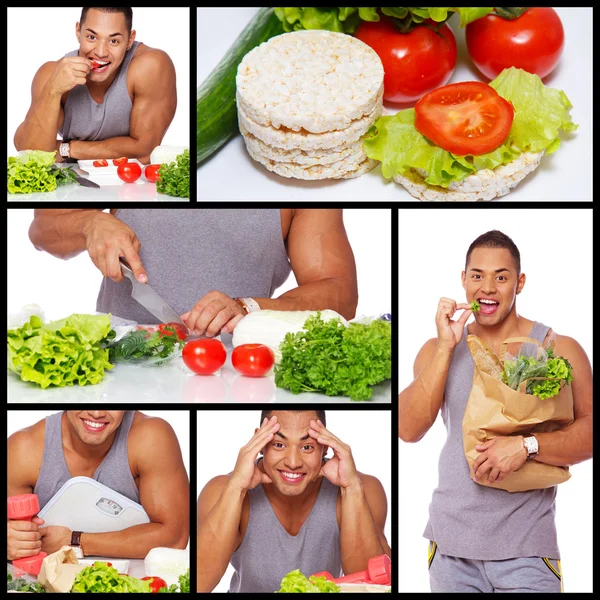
<box><xmin>70</xmin><ymin>137</ymin><xmax>156</xmax><ymax>163</ymax></box>
<box><xmin>81</xmin><ymin>522</ymin><xmax>187</xmax><ymax>559</ymax></box>
<box><xmin>14</xmin><ymin>88</ymin><xmax>63</xmax><ymax>152</ymax></box>
<box><xmin>256</xmin><ymin>278</ymin><xmax>358</xmax><ymax>321</ymax></box>
<box><xmin>197</xmin><ymin>482</ymin><xmax>246</xmax><ymax>592</ymax></box>
<box><xmin>534</xmin><ymin>415</ymin><xmax>593</xmax><ymax>467</ymax></box>
<box><xmin>339</xmin><ymin>483</ymin><xmax>386</xmax><ymax>575</ymax></box>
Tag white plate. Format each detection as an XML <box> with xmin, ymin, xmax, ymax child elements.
<box><xmin>78</xmin><ymin>158</ymin><xmax>144</xmax><ymax>174</ymax></box>
<box><xmin>77</xmin><ymin>159</ymin><xmax>149</xmax><ymax>186</ymax></box>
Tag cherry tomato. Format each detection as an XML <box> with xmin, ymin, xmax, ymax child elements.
<box><xmin>113</xmin><ymin>156</ymin><xmax>128</xmax><ymax>166</ymax></box>
<box><xmin>92</xmin><ymin>159</ymin><xmax>108</xmax><ymax>167</ymax></box>
<box><xmin>141</xmin><ymin>576</ymin><xmax>168</xmax><ymax>593</ymax></box>
<box><xmin>414</xmin><ymin>81</ymin><xmax>514</xmax><ymax>156</ymax></box>
<box><xmin>466</xmin><ymin>7</ymin><xmax>565</xmax><ymax>80</ymax></box>
<box><xmin>355</xmin><ymin>17</ymin><xmax>456</xmax><ymax>104</ymax></box>
<box><xmin>144</xmin><ymin>164</ymin><xmax>161</xmax><ymax>183</ymax></box>
<box><xmin>117</xmin><ymin>162</ymin><xmax>142</xmax><ymax>183</ymax></box>
<box><xmin>232</xmin><ymin>344</ymin><xmax>275</xmax><ymax>378</ymax></box>
<box><xmin>158</xmin><ymin>322</ymin><xmax>187</xmax><ymax>341</ymax></box>
<box><xmin>182</xmin><ymin>339</ymin><xmax>227</xmax><ymax>375</ymax></box>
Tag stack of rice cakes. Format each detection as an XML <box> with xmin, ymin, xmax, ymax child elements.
<box><xmin>236</xmin><ymin>30</ymin><xmax>384</xmax><ymax>180</ymax></box>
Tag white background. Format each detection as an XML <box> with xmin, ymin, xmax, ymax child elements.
<box><xmin>397</xmin><ymin>208</ymin><xmax>593</xmax><ymax>593</ymax></box>
<box><xmin>197</xmin><ymin>7</ymin><xmax>592</xmax><ymax>201</ymax></box>
<box><xmin>6</xmin><ymin>7</ymin><xmax>190</xmax><ymax>156</ymax></box>
<box><xmin>196</xmin><ymin>410</ymin><xmax>392</xmax><ymax>593</ymax></box>
<box><xmin>6</xmin><ymin>208</ymin><xmax>391</xmax><ymax>321</ymax></box>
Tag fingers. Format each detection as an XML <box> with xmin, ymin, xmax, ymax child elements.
<box><xmin>456</xmin><ymin>308</ymin><xmax>474</xmax><ymax>327</ymax></box>
<box><xmin>221</xmin><ymin>313</ymin><xmax>245</xmax><ymax>335</ymax></box>
<box><xmin>245</xmin><ymin>416</ymin><xmax>280</xmax><ymax>456</ymax></box>
<box><xmin>31</xmin><ymin>517</ymin><xmax>45</xmax><ymax>525</ymax></box>
<box><xmin>308</xmin><ymin>419</ymin><xmax>347</xmax><ymax>454</ymax></box>
<box><xmin>487</xmin><ymin>467</ymin><xmax>501</xmax><ymax>484</ymax></box>
<box><xmin>185</xmin><ymin>292</ymin><xmax>244</xmax><ymax>336</ymax></box>
<box><xmin>121</xmin><ymin>245</ymin><xmax>147</xmax><ymax>283</ymax></box>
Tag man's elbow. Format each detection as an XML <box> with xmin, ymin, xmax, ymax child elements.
<box><xmin>398</xmin><ymin>415</ymin><xmax>426</xmax><ymax>443</ymax></box>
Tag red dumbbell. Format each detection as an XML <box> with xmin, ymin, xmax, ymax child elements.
<box><xmin>311</xmin><ymin>554</ymin><xmax>391</xmax><ymax>586</ymax></box>
<box><xmin>7</xmin><ymin>494</ymin><xmax>48</xmax><ymax>576</ymax></box>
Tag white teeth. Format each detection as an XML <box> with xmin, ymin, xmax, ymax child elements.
<box><xmin>83</xmin><ymin>419</ymin><xmax>105</xmax><ymax>429</ymax></box>
<box><xmin>479</xmin><ymin>299</ymin><xmax>498</xmax><ymax>305</ymax></box>
<box><xmin>281</xmin><ymin>472</ymin><xmax>303</xmax><ymax>479</ymax></box>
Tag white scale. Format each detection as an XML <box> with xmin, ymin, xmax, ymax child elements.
<box><xmin>38</xmin><ymin>476</ymin><xmax>150</xmax><ymax>533</ymax></box>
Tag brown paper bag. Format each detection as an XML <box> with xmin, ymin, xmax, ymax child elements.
<box><xmin>463</xmin><ymin>335</ymin><xmax>574</xmax><ymax>493</ymax></box>
<box><xmin>37</xmin><ymin>545</ymin><xmax>87</xmax><ymax>593</ymax></box>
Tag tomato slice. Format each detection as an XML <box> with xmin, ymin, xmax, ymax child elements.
<box><xmin>414</xmin><ymin>81</ymin><xmax>514</xmax><ymax>156</ymax></box>
<box><xmin>158</xmin><ymin>322</ymin><xmax>187</xmax><ymax>341</ymax></box>
<box><xmin>113</xmin><ymin>157</ymin><xmax>128</xmax><ymax>166</ymax></box>
<box><xmin>92</xmin><ymin>159</ymin><xmax>108</xmax><ymax>167</ymax></box>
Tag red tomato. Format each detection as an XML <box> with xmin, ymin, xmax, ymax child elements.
<box><xmin>117</xmin><ymin>162</ymin><xmax>142</xmax><ymax>183</ymax></box>
<box><xmin>232</xmin><ymin>344</ymin><xmax>275</xmax><ymax>378</ymax></box>
<box><xmin>355</xmin><ymin>17</ymin><xmax>456</xmax><ymax>104</ymax></box>
<box><xmin>182</xmin><ymin>339</ymin><xmax>227</xmax><ymax>375</ymax></box>
<box><xmin>158</xmin><ymin>322</ymin><xmax>187</xmax><ymax>341</ymax></box>
<box><xmin>144</xmin><ymin>164</ymin><xmax>161</xmax><ymax>183</ymax></box>
<box><xmin>92</xmin><ymin>159</ymin><xmax>108</xmax><ymax>167</ymax></box>
<box><xmin>466</xmin><ymin>7</ymin><xmax>564</xmax><ymax>80</ymax></box>
<box><xmin>113</xmin><ymin>156</ymin><xmax>128</xmax><ymax>166</ymax></box>
<box><xmin>141</xmin><ymin>576</ymin><xmax>168</xmax><ymax>593</ymax></box>
<box><xmin>414</xmin><ymin>81</ymin><xmax>514</xmax><ymax>156</ymax></box>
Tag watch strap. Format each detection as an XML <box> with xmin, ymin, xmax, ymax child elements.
<box><xmin>233</xmin><ymin>297</ymin><xmax>260</xmax><ymax>314</ymax></box>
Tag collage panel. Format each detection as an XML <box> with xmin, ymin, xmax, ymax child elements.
<box><xmin>196</xmin><ymin>408</ymin><xmax>392</xmax><ymax>593</ymax></box>
<box><xmin>7</xmin><ymin>6</ymin><xmax>190</xmax><ymax>202</ymax></box>
<box><xmin>7</xmin><ymin>207</ymin><xmax>391</xmax><ymax>404</ymax></box>
<box><xmin>397</xmin><ymin>208</ymin><xmax>593</xmax><ymax>593</ymax></box>
<box><xmin>6</xmin><ymin>409</ymin><xmax>191</xmax><ymax>593</ymax></box>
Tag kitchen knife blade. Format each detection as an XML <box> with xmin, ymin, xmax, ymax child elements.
<box><xmin>119</xmin><ymin>258</ymin><xmax>189</xmax><ymax>331</ymax></box>
<box><xmin>74</xmin><ymin>175</ymin><xmax>100</xmax><ymax>188</ymax></box>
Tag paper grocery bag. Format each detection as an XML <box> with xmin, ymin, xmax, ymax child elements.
<box><xmin>37</xmin><ymin>545</ymin><xmax>87</xmax><ymax>593</ymax></box>
<box><xmin>463</xmin><ymin>335</ymin><xmax>574</xmax><ymax>493</ymax></box>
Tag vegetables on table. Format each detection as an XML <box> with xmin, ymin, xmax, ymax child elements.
<box><xmin>157</xmin><ymin>149</ymin><xmax>189</xmax><ymax>198</ymax></box>
<box><xmin>7</xmin><ymin>150</ymin><xmax>78</xmax><ymax>194</ymax></box>
<box><xmin>93</xmin><ymin>159</ymin><xmax>109</xmax><ymax>167</ymax></box>
<box><xmin>158</xmin><ymin>322</ymin><xmax>187</xmax><ymax>341</ymax></box>
<box><xmin>466</xmin><ymin>7</ymin><xmax>565</xmax><ymax>80</ymax></box>
<box><xmin>71</xmin><ymin>561</ymin><xmax>151</xmax><ymax>593</ymax></box>
<box><xmin>182</xmin><ymin>338</ymin><xmax>227</xmax><ymax>375</ymax></box>
<box><xmin>232</xmin><ymin>343</ymin><xmax>275</xmax><ymax>377</ymax></box>
<box><xmin>275</xmin><ymin>313</ymin><xmax>391</xmax><ymax>401</ymax></box>
<box><xmin>7</xmin><ymin>314</ymin><xmax>115</xmax><ymax>388</ymax></box>
<box><xmin>197</xmin><ymin>7</ymin><xmax>284</xmax><ymax>165</ymax></box>
<box><xmin>276</xmin><ymin>569</ymin><xmax>340</xmax><ymax>593</ymax></box>
<box><xmin>144</xmin><ymin>548</ymin><xmax>189</xmax><ymax>591</ymax></box>
<box><xmin>415</xmin><ymin>81</ymin><xmax>514</xmax><ymax>156</ymax></box>
<box><xmin>113</xmin><ymin>156</ymin><xmax>128</xmax><ymax>166</ymax></box>
<box><xmin>141</xmin><ymin>576</ymin><xmax>168</xmax><ymax>593</ymax></box>
<box><xmin>150</xmin><ymin>145</ymin><xmax>189</xmax><ymax>166</ymax></box>
<box><xmin>470</xmin><ymin>300</ymin><xmax>481</xmax><ymax>312</ymax></box>
<box><xmin>144</xmin><ymin>164</ymin><xmax>161</xmax><ymax>183</ymax></box>
<box><xmin>117</xmin><ymin>161</ymin><xmax>142</xmax><ymax>183</ymax></box>
<box><xmin>354</xmin><ymin>17</ymin><xmax>456</xmax><ymax>104</ymax></box>
<box><xmin>108</xmin><ymin>327</ymin><xmax>184</xmax><ymax>365</ymax></box>
<box><xmin>7</xmin><ymin>571</ymin><xmax>46</xmax><ymax>593</ymax></box>
<box><xmin>177</xmin><ymin>569</ymin><xmax>190</xmax><ymax>594</ymax></box>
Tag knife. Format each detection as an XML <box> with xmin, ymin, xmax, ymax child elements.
<box><xmin>74</xmin><ymin>174</ymin><xmax>100</xmax><ymax>188</ymax></box>
<box><xmin>119</xmin><ymin>258</ymin><xmax>189</xmax><ymax>332</ymax></box>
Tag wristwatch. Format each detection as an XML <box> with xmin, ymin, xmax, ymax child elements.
<box><xmin>70</xmin><ymin>531</ymin><xmax>84</xmax><ymax>558</ymax></box>
<box><xmin>523</xmin><ymin>435</ymin><xmax>539</xmax><ymax>461</ymax></box>
<box><xmin>233</xmin><ymin>297</ymin><xmax>261</xmax><ymax>315</ymax></box>
<box><xmin>59</xmin><ymin>141</ymin><xmax>71</xmax><ymax>159</ymax></box>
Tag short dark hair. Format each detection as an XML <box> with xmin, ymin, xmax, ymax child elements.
<box><xmin>465</xmin><ymin>230</ymin><xmax>521</xmax><ymax>274</ymax></box>
<box><xmin>80</xmin><ymin>7</ymin><xmax>133</xmax><ymax>33</ymax></box>
<box><xmin>260</xmin><ymin>410</ymin><xmax>326</xmax><ymax>428</ymax></box>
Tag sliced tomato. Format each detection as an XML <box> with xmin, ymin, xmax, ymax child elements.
<box><xmin>141</xmin><ymin>576</ymin><xmax>168</xmax><ymax>593</ymax></box>
<box><xmin>93</xmin><ymin>159</ymin><xmax>108</xmax><ymax>167</ymax></box>
<box><xmin>113</xmin><ymin>156</ymin><xmax>128</xmax><ymax>166</ymax></box>
<box><xmin>414</xmin><ymin>81</ymin><xmax>514</xmax><ymax>156</ymax></box>
<box><xmin>158</xmin><ymin>322</ymin><xmax>187</xmax><ymax>341</ymax></box>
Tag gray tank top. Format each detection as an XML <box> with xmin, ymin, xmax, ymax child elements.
<box><xmin>34</xmin><ymin>411</ymin><xmax>140</xmax><ymax>510</ymax></box>
<box><xmin>59</xmin><ymin>41</ymin><xmax>141</xmax><ymax>141</ymax></box>
<box><xmin>96</xmin><ymin>209</ymin><xmax>292</xmax><ymax>323</ymax></box>
<box><xmin>424</xmin><ymin>322</ymin><xmax>561</xmax><ymax>560</ymax></box>
<box><xmin>229</xmin><ymin>478</ymin><xmax>342</xmax><ymax>593</ymax></box>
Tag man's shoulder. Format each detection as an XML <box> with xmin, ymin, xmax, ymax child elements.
<box><xmin>198</xmin><ymin>474</ymin><xmax>232</xmax><ymax>505</ymax></box>
<box><xmin>128</xmin><ymin>412</ymin><xmax>176</xmax><ymax>443</ymax></box>
<box><xmin>548</xmin><ymin>331</ymin><xmax>590</xmax><ymax>362</ymax></box>
<box><xmin>7</xmin><ymin>419</ymin><xmax>46</xmax><ymax>472</ymax></box>
<box><xmin>130</xmin><ymin>45</ymin><xmax>174</xmax><ymax>75</ymax></box>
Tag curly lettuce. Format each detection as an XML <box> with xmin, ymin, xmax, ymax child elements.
<box><xmin>71</xmin><ymin>562</ymin><xmax>151</xmax><ymax>593</ymax></box>
<box><xmin>276</xmin><ymin>569</ymin><xmax>340</xmax><ymax>593</ymax></box>
<box><xmin>7</xmin><ymin>150</ymin><xmax>78</xmax><ymax>194</ymax></box>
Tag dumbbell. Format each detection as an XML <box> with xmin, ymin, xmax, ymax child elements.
<box><xmin>7</xmin><ymin>494</ymin><xmax>48</xmax><ymax>576</ymax></box>
<box><xmin>311</xmin><ymin>553</ymin><xmax>391</xmax><ymax>586</ymax></box>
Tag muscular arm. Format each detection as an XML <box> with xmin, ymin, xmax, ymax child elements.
<box><xmin>256</xmin><ymin>209</ymin><xmax>358</xmax><ymax>321</ymax></box>
<box><xmin>14</xmin><ymin>62</ymin><xmax>65</xmax><ymax>153</ymax></box>
<box><xmin>7</xmin><ymin>428</ymin><xmax>43</xmax><ymax>497</ymax></box>
<box><xmin>196</xmin><ymin>476</ymin><xmax>244</xmax><ymax>592</ymax></box>
<box><xmin>532</xmin><ymin>335</ymin><xmax>593</xmax><ymax>467</ymax></box>
<box><xmin>79</xmin><ymin>418</ymin><xmax>189</xmax><ymax>558</ymax></box>
<box><xmin>339</xmin><ymin>473</ymin><xmax>391</xmax><ymax>575</ymax></box>
<box><xmin>69</xmin><ymin>50</ymin><xmax>177</xmax><ymax>163</ymax></box>
<box><xmin>398</xmin><ymin>338</ymin><xmax>452</xmax><ymax>442</ymax></box>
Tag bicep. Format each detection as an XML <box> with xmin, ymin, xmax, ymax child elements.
<box><xmin>7</xmin><ymin>432</ymin><xmax>38</xmax><ymax>497</ymax></box>
<box><xmin>560</xmin><ymin>338</ymin><xmax>593</xmax><ymax>421</ymax></box>
<box><xmin>361</xmin><ymin>475</ymin><xmax>391</xmax><ymax>555</ymax></box>
<box><xmin>25</xmin><ymin>62</ymin><xmax>64</xmax><ymax>128</ymax></box>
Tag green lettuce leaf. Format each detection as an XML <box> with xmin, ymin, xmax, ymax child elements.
<box><xmin>71</xmin><ymin>561</ymin><xmax>151</xmax><ymax>593</ymax></box>
<box><xmin>276</xmin><ymin>569</ymin><xmax>340</xmax><ymax>593</ymax></box>
<box><xmin>363</xmin><ymin>68</ymin><xmax>578</xmax><ymax>187</ymax></box>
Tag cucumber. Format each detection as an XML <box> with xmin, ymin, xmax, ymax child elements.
<box><xmin>197</xmin><ymin>8</ymin><xmax>285</xmax><ymax>166</ymax></box>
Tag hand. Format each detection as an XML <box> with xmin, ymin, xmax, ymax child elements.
<box><xmin>40</xmin><ymin>525</ymin><xmax>72</xmax><ymax>555</ymax></box>
<box><xmin>308</xmin><ymin>419</ymin><xmax>360</xmax><ymax>489</ymax></box>
<box><xmin>7</xmin><ymin>517</ymin><xmax>45</xmax><ymax>561</ymax></box>
<box><xmin>182</xmin><ymin>291</ymin><xmax>246</xmax><ymax>337</ymax></box>
<box><xmin>472</xmin><ymin>436</ymin><xmax>528</xmax><ymax>484</ymax></box>
<box><xmin>229</xmin><ymin>416</ymin><xmax>280</xmax><ymax>492</ymax></box>
<box><xmin>436</xmin><ymin>297</ymin><xmax>473</xmax><ymax>352</ymax></box>
<box><xmin>47</xmin><ymin>56</ymin><xmax>91</xmax><ymax>95</ymax></box>
<box><xmin>82</xmin><ymin>212</ymin><xmax>147</xmax><ymax>283</ymax></box>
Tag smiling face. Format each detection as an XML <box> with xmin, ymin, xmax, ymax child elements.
<box><xmin>462</xmin><ymin>247</ymin><xmax>526</xmax><ymax>326</ymax></box>
<box><xmin>76</xmin><ymin>9</ymin><xmax>135</xmax><ymax>82</ymax></box>
<box><xmin>260</xmin><ymin>411</ymin><xmax>326</xmax><ymax>497</ymax></box>
<box><xmin>65</xmin><ymin>410</ymin><xmax>125</xmax><ymax>446</ymax></box>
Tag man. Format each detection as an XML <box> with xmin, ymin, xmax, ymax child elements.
<box><xmin>398</xmin><ymin>230</ymin><xmax>593</xmax><ymax>593</ymax></box>
<box><xmin>7</xmin><ymin>410</ymin><xmax>189</xmax><ymax>561</ymax></box>
<box><xmin>196</xmin><ymin>410</ymin><xmax>391</xmax><ymax>593</ymax></box>
<box><xmin>14</xmin><ymin>7</ymin><xmax>176</xmax><ymax>164</ymax></box>
<box><xmin>28</xmin><ymin>209</ymin><xmax>358</xmax><ymax>336</ymax></box>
